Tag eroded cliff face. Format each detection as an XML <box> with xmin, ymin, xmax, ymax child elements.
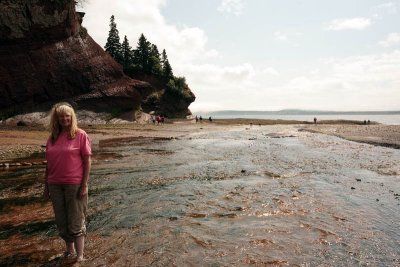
<box><xmin>0</xmin><ymin>0</ymin><xmax>195</xmax><ymax>119</ymax></box>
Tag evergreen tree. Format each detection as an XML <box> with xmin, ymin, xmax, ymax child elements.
<box><xmin>104</xmin><ymin>15</ymin><xmax>122</xmax><ymax>64</ymax></box>
<box><xmin>163</xmin><ymin>60</ymin><xmax>174</xmax><ymax>80</ymax></box>
<box><xmin>121</xmin><ymin>35</ymin><xmax>133</xmax><ymax>70</ymax></box>
<box><xmin>161</xmin><ymin>49</ymin><xmax>174</xmax><ymax>80</ymax></box>
<box><xmin>149</xmin><ymin>44</ymin><xmax>162</xmax><ymax>75</ymax></box>
<box><xmin>161</xmin><ymin>49</ymin><xmax>168</xmax><ymax>67</ymax></box>
<box><xmin>133</xmin><ymin>33</ymin><xmax>151</xmax><ymax>73</ymax></box>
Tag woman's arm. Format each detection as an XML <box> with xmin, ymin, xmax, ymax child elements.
<box><xmin>79</xmin><ymin>155</ymin><xmax>91</xmax><ymax>199</ymax></box>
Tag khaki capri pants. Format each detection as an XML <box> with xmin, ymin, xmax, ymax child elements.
<box><xmin>49</xmin><ymin>184</ymin><xmax>87</xmax><ymax>242</ymax></box>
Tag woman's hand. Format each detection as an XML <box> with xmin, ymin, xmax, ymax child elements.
<box><xmin>79</xmin><ymin>184</ymin><xmax>88</xmax><ymax>199</ymax></box>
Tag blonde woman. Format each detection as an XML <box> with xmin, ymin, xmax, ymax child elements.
<box><xmin>43</xmin><ymin>102</ymin><xmax>91</xmax><ymax>263</ymax></box>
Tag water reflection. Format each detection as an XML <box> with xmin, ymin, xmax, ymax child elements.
<box><xmin>1</xmin><ymin>125</ymin><xmax>400</xmax><ymax>266</ymax></box>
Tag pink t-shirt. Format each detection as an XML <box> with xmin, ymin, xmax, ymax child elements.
<box><xmin>46</xmin><ymin>129</ymin><xmax>92</xmax><ymax>185</ymax></box>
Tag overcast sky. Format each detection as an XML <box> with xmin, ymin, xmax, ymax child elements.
<box><xmin>80</xmin><ymin>0</ymin><xmax>400</xmax><ymax>112</ymax></box>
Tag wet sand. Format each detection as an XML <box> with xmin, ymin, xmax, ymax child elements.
<box><xmin>0</xmin><ymin>120</ymin><xmax>399</xmax><ymax>266</ymax></box>
<box><xmin>1</xmin><ymin>121</ymin><xmax>399</xmax><ymax>162</ymax></box>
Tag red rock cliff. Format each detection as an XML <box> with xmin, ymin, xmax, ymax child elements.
<box><xmin>0</xmin><ymin>0</ymin><xmax>194</xmax><ymax>119</ymax></box>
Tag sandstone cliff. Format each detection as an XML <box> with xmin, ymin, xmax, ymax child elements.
<box><xmin>0</xmin><ymin>0</ymin><xmax>195</xmax><ymax>120</ymax></box>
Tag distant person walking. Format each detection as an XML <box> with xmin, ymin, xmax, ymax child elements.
<box><xmin>195</xmin><ymin>115</ymin><xmax>198</xmax><ymax>123</ymax></box>
<box><xmin>209</xmin><ymin>116</ymin><xmax>212</xmax><ymax>122</ymax></box>
<box><xmin>44</xmin><ymin>102</ymin><xmax>92</xmax><ymax>263</ymax></box>
<box><xmin>314</xmin><ymin>117</ymin><xmax>317</xmax><ymax>124</ymax></box>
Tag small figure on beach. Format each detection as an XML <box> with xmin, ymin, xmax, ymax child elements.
<box><xmin>161</xmin><ymin>115</ymin><xmax>165</xmax><ymax>124</ymax></box>
<box><xmin>209</xmin><ymin>116</ymin><xmax>212</xmax><ymax>122</ymax></box>
<box><xmin>195</xmin><ymin>115</ymin><xmax>198</xmax><ymax>123</ymax></box>
<box><xmin>151</xmin><ymin>115</ymin><xmax>156</xmax><ymax>124</ymax></box>
<box><xmin>314</xmin><ymin>117</ymin><xmax>317</xmax><ymax>124</ymax></box>
<box><xmin>199</xmin><ymin>116</ymin><xmax>203</xmax><ymax>123</ymax></box>
<box><xmin>367</xmin><ymin>120</ymin><xmax>370</xmax><ymax>124</ymax></box>
<box><xmin>364</xmin><ymin>120</ymin><xmax>367</xmax><ymax>125</ymax></box>
<box><xmin>43</xmin><ymin>102</ymin><xmax>92</xmax><ymax>263</ymax></box>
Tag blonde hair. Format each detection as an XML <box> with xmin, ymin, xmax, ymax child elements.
<box><xmin>49</xmin><ymin>102</ymin><xmax>79</xmax><ymax>143</ymax></box>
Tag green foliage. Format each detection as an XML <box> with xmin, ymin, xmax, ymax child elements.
<box><xmin>146</xmin><ymin>93</ymin><xmax>160</xmax><ymax>104</ymax></box>
<box><xmin>104</xmin><ymin>15</ymin><xmax>123</xmax><ymax>64</ymax></box>
<box><xmin>160</xmin><ymin>49</ymin><xmax>174</xmax><ymax>80</ymax></box>
<box><xmin>166</xmin><ymin>79</ymin><xmax>176</xmax><ymax>90</ymax></box>
<box><xmin>174</xmin><ymin>76</ymin><xmax>186</xmax><ymax>88</ymax></box>
<box><xmin>102</xmin><ymin>16</ymin><xmax>188</xmax><ymax>104</ymax></box>
<box><xmin>162</xmin><ymin>58</ymin><xmax>174</xmax><ymax>81</ymax></box>
<box><xmin>166</xmin><ymin>78</ymin><xmax>187</xmax><ymax>99</ymax></box>
<box><xmin>132</xmin><ymin>34</ymin><xmax>151</xmax><ymax>73</ymax></box>
<box><xmin>149</xmin><ymin>44</ymin><xmax>162</xmax><ymax>75</ymax></box>
<box><xmin>121</xmin><ymin>35</ymin><xmax>133</xmax><ymax>70</ymax></box>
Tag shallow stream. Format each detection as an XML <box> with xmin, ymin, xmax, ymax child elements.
<box><xmin>1</xmin><ymin>125</ymin><xmax>400</xmax><ymax>266</ymax></box>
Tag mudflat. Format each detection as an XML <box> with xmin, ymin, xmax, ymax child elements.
<box><xmin>0</xmin><ymin>120</ymin><xmax>399</xmax><ymax>266</ymax></box>
<box><xmin>1</xmin><ymin>120</ymin><xmax>399</xmax><ymax>162</ymax></box>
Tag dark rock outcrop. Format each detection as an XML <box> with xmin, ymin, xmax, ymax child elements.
<box><xmin>132</xmin><ymin>74</ymin><xmax>195</xmax><ymax>118</ymax></box>
<box><xmin>0</xmin><ymin>0</ymin><xmax>195</xmax><ymax>119</ymax></box>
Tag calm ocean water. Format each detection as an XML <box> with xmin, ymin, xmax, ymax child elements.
<box><xmin>202</xmin><ymin>114</ymin><xmax>400</xmax><ymax>125</ymax></box>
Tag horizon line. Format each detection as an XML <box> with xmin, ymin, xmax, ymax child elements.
<box><xmin>191</xmin><ymin>109</ymin><xmax>400</xmax><ymax>114</ymax></box>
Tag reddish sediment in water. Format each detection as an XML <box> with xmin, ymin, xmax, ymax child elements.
<box><xmin>1</xmin><ymin>123</ymin><xmax>400</xmax><ymax>266</ymax></box>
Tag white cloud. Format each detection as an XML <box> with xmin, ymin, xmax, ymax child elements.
<box><xmin>379</xmin><ymin>32</ymin><xmax>400</xmax><ymax>47</ymax></box>
<box><xmin>309</xmin><ymin>69</ymin><xmax>320</xmax><ymax>75</ymax></box>
<box><xmin>177</xmin><ymin>63</ymin><xmax>256</xmax><ymax>88</ymax></box>
<box><xmin>217</xmin><ymin>0</ymin><xmax>244</xmax><ymax>16</ymax></box>
<box><xmin>273</xmin><ymin>31</ymin><xmax>288</xmax><ymax>41</ymax></box>
<box><xmin>182</xmin><ymin>63</ymin><xmax>259</xmax><ymax>111</ymax></box>
<box><xmin>281</xmin><ymin>51</ymin><xmax>400</xmax><ymax>110</ymax></box>
<box><xmin>326</xmin><ymin>17</ymin><xmax>371</xmax><ymax>31</ymax></box>
<box><xmin>81</xmin><ymin>1</ymin><xmax>400</xmax><ymax>112</ymax></box>
<box><xmin>262</xmin><ymin>67</ymin><xmax>279</xmax><ymax>76</ymax></box>
<box><xmin>192</xmin><ymin>50</ymin><xmax>400</xmax><ymax>112</ymax></box>
<box><xmin>82</xmin><ymin>0</ymin><xmax>217</xmax><ymax>70</ymax></box>
<box><xmin>373</xmin><ymin>2</ymin><xmax>398</xmax><ymax>14</ymax></box>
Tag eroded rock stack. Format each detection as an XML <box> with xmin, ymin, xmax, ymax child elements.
<box><xmin>0</xmin><ymin>0</ymin><xmax>195</xmax><ymax>120</ymax></box>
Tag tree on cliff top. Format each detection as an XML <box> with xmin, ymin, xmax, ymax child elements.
<box><xmin>104</xmin><ymin>15</ymin><xmax>123</xmax><ymax>63</ymax></box>
<box><xmin>161</xmin><ymin>49</ymin><xmax>174</xmax><ymax>80</ymax></box>
<box><xmin>121</xmin><ymin>35</ymin><xmax>133</xmax><ymax>70</ymax></box>
<box><xmin>103</xmin><ymin>16</ymin><xmax>187</xmax><ymax>100</ymax></box>
<box><xmin>132</xmin><ymin>34</ymin><xmax>152</xmax><ymax>74</ymax></box>
<box><xmin>149</xmin><ymin>44</ymin><xmax>162</xmax><ymax>76</ymax></box>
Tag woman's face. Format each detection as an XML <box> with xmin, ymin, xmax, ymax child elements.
<box><xmin>58</xmin><ymin>112</ymin><xmax>72</xmax><ymax>129</ymax></box>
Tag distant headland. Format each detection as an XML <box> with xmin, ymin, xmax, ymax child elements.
<box><xmin>206</xmin><ymin>109</ymin><xmax>400</xmax><ymax>116</ymax></box>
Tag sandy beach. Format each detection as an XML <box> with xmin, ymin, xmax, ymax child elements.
<box><xmin>0</xmin><ymin>119</ymin><xmax>399</xmax><ymax>266</ymax></box>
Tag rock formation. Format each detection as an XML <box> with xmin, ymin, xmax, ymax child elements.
<box><xmin>0</xmin><ymin>0</ymin><xmax>195</xmax><ymax>120</ymax></box>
